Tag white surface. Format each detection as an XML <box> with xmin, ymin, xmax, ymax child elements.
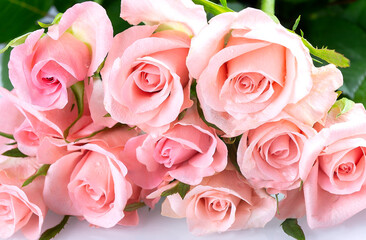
<box><xmin>8</xmin><ymin>200</ymin><xmax>366</xmax><ymax>240</ymax></box>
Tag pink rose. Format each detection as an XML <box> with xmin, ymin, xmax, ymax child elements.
<box><xmin>161</xmin><ymin>169</ymin><xmax>277</xmax><ymax>235</ymax></box>
<box><xmin>0</xmin><ymin>157</ymin><xmax>46</xmax><ymax>240</ymax></box>
<box><xmin>9</xmin><ymin>2</ymin><xmax>113</xmax><ymax>110</ymax></box>
<box><xmin>42</xmin><ymin>127</ymin><xmax>139</xmax><ymax>228</ymax></box>
<box><xmin>0</xmin><ymin>84</ymin><xmax>108</xmax><ymax>145</ymax></box>
<box><xmin>14</xmin><ymin>120</ymin><xmax>40</xmax><ymax>157</ymax></box>
<box><xmin>299</xmin><ymin>104</ymin><xmax>366</xmax><ymax>228</ymax></box>
<box><xmin>237</xmin><ymin>113</ymin><xmax>316</xmax><ymax>193</ymax></box>
<box><xmin>102</xmin><ymin>25</ymin><xmax>193</xmax><ymax>134</ymax></box>
<box><xmin>187</xmin><ymin>8</ymin><xmax>342</xmax><ymax>136</ymax></box>
<box><xmin>122</xmin><ymin>108</ymin><xmax>227</xmax><ymax>189</ymax></box>
<box><xmin>0</xmin><ymin>94</ymin><xmax>25</xmax><ymax>155</ymax></box>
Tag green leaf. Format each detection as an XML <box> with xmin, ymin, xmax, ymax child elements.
<box><xmin>63</xmin><ymin>81</ymin><xmax>85</xmax><ymax>141</ymax></box>
<box><xmin>219</xmin><ymin>0</ymin><xmax>227</xmax><ymax>8</ymax></box>
<box><xmin>0</xmin><ymin>32</ymin><xmax>31</xmax><ymax>54</ymax></box>
<box><xmin>103</xmin><ymin>113</ymin><xmax>111</xmax><ymax>117</ymax></box>
<box><xmin>2</xmin><ymin>148</ymin><xmax>27</xmax><ymax>158</ymax></box>
<box><xmin>124</xmin><ymin>202</ymin><xmax>146</xmax><ymax>212</ymax></box>
<box><xmin>161</xmin><ymin>182</ymin><xmax>191</xmax><ymax>199</ymax></box>
<box><xmin>306</xmin><ymin>16</ymin><xmax>366</xmax><ymax>98</ymax></box>
<box><xmin>0</xmin><ymin>131</ymin><xmax>14</xmax><ymax>140</ymax></box>
<box><xmin>330</xmin><ymin>97</ymin><xmax>355</xmax><ymax>118</ymax></box>
<box><xmin>192</xmin><ymin>0</ymin><xmax>233</xmax><ymax>16</ymax></box>
<box><xmin>38</xmin><ymin>13</ymin><xmax>63</xmax><ymax>28</ymax></box>
<box><xmin>292</xmin><ymin>15</ymin><xmax>301</xmax><ymax>32</ymax></box>
<box><xmin>53</xmin><ymin>0</ymin><xmax>76</xmax><ymax>13</ymax></box>
<box><xmin>73</xmin><ymin>127</ymin><xmax>109</xmax><ymax>143</ymax></box>
<box><xmin>178</xmin><ymin>109</ymin><xmax>187</xmax><ymax>120</ymax></box>
<box><xmin>103</xmin><ymin>0</ymin><xmax>132</xmax><ymax>35</ymax></box>
<box><xmin>1</xmin><ymin>49</ymin><xmax>13</xmax><ymax>90</ymax></box>
<box><xmin>301</xmin><ymin>37</ymin><xmax>350</xmax><ymax>68</ymax></box>
<box><xmin>39</xmin><ymin>215</ymin><xmax>70</xmax><ymax>240</ymax></box>
<box><xmin>22</xmin><ymin>164</ymin><xmax>50</xmax><ymax>187</ymax></box>
<box><xmin>0</xmin><ymin>0</ymin><xmax>52</xmax><ymax>43</ymax></box>
<box><xmin>281</xmin><ymin>218</ymin><xmax>306</xmax><ymax>240</ymax></box>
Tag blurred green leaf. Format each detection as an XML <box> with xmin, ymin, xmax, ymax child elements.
<box><xmin>307</xmin><ymin>16</ymin><xmax>366</xmax><ymax>98</ymax></box>
<box><xmin>1</xmin><ymin>49</ymin><xmax>13</xmax><ymax>90</ymax></box>
<box><xmin>22</xmin><ymin>164</ymin><xmax>50</xmax><ymax>187</ymax></box>
<box><xmin>161</xmin><ymin>182</ymin><xmax>191</xmax><ymax>199</ymax></box>
<box><xmin>281</xmin><ymin>218</ymin><xmax>306</xmax><ymax>240</ymax></box>
<box><xmin>0</xmin><ymin>32</ymin><xmax>31</xmax><ymax>54</ymax></box>
<box><xmin>39</xmin><ymin>215</ymin><xmax>69</xmax><ymax>240</ymax></box>
<box><xmin>220</xmin><ymin>0</ymin><xmax>227</xmax><ymax>8</ymax></box>
<box><xmin>2</xmin><ymin>148</ymin><xmax>28</xmax><ymax>158</ymax></box>
<box><xmin>63</xmin><ymin>81</ymin><xmax>84</xmax><ymax>141</ymax></box>
<box><xmin>38</xmin><ymin>13</ymin><xmax>63</xmax><ymax>28</ymax></box>
<box><xmin>330</xmin><ymin>97</ymin><xmax>355</xmax><ymax>117</ymax></box>
<box><xmin>0</xmin><ymin>0</ymin><xmax>52</xmax><ymax>43</ymax></box>
<box><xmin>104</xmin><ymin>0</ymin><xmax>132</xmax><ymax>35</ymax></box>
<box><xmin>124</xmin><ymin>202</ymin><xmax>146</xmax><ymax>212</ymax></box>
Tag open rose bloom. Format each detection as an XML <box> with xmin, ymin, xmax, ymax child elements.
<box><xmin>0</xmin><ymin>0</ymin><xmax>364</xmax><ymax>238</ymax></box>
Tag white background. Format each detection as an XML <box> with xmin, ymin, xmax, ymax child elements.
<box><xmin>7</xmin><ymin>200</ymin><xmax>366</xmax><ymax>240</ymax></box>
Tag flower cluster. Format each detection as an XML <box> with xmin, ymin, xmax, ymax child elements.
<box><xmin>0</xmin><ymin>0</ymin><xmax>363</xmax><ymax>239</ymax></box>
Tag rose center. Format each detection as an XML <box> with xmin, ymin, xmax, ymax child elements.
<box><xmin>41</xmin><ymin>77</ymin><xmax>60</xmax><ymax>86</ymax></box>
<box><xmin>210</xmin><ymin>199</ymin><xmax>229</xmax><ymax>212</ymax></box>
<box><xmin>0</xmin><ymin>204</ymin><xmax>10</xmax><ymax>216</ymax></box>
<box><xmin>338</xmin><ymin>163</ymin><xmax>353</xmax><ymax>174</ymax></box>
<box><xmin>133</xmin><ymin>63</ymin><xmax>164</xmax><ymax>93</ymax></box>
<box><xmin>153</xmin><ymin>138</ymin><xmax>197</xmax><ymax>168</ymax></box>
<box><xmin>233</xmin><ymin>72</ymin><xmax>267</xmax><ymax>94</ymax></box>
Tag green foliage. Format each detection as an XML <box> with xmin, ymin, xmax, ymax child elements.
<box><xmin>39</xmin><ymin>215</ymin><xmax>70</xmax><ymax>240</ymax></box>
<box><xmin>0</xmin><ymin>131</ymin><xmax>15</xmax><ymax>140</ymax></box>
<box><xmin>103</xmin><ymin>0</ymin><xmax>132</xmax><ymax>35</ymax></box>
<box><xmin>330</xmin><ymin>97</ymin><xmax>355</xmax><ymax>118</ymax></box>
<box><xmin>38</xmin><ymin>13</ymin><xmax>63</xmax><ymax>28</ymax></box>
<box><xmin>22</xmin><ymin>164</ymin><xmax>50</xmax><ymax>187</ymax></box>
<box><xmin>292</xmin><ymin>15</ymin><xmax>301</xmax><ymax>31</ymax></box>
<box><xmin>63</xmin><ymin>81</ymin><xmax>85</xmax><ymax>141</ymax></box>
<box><xmin>192</xmin><ymin>0</ymin><xmax>233</xmax><ymax>15</ymax></box>
<box><xmin>301</xmin><ymin>37</ymin><xmax>350</xmax><ymax>68</ymax></box>
<box><xmin>124</xmin><ymin>202</ymin><xmax>146</xmax><ymax>212</ymax></box>
<box><xmin>2</xmin><ymin>148</ymin><xmax>27</xmax><ymax>158</ymax></box>
<box><xmin>161</xmin><ymin>182</ymin><xmax>191</xmax><ymax>199</ymax></box>
<box><xmin>1</xmin><ymin>49</ymin><xmax>12</xmax><ymax>90</ymax></box>
<box><xmin>304</xmin><ymin>1</ymin><xmax>366</xmax><ymax>99</ymax></box>
<box><xmin>0</xmin><ymin>32</ymin><xmax>31</xmax><ymax>54</ymax></box>
<box><xmin>219</xmin><ymin>0</ymin><xmax>227</xmax><ymax>8</ymax></box>
<box><xmin>0</xmin><ymin>0</ymin><xmax>51</xmax><ymax>43</ymax></box>
<box><xmin>281</xmin><ymin>218</ymin><xmax>306</xmax><ymax>240</ymax></box>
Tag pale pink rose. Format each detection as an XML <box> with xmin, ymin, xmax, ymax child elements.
<box><xmin>0</xmin><ymin>157</ymin><xmax>46</xmax><ymax>240</ymax></box>
<box><xmin>14</xmin><ymin>120</ymin><xmax>40</xmax><ymax>157</ymax></box>
<box><xmin>9</xmin><ymin>2</ymin><xmax>113</xmax><ymax>110</ymax></box>
<box><xmin>188</xmin><ymin>8</ymin><xmax>341</xmax><ymax>137</ymax></box>
<box><xmin>299</xmin><ymin>103</ymin><xmax>366</xmax><ymax>228</ymax></box>
<box><xmin>43</xmin><ymin>127</ymin><xmax>139</xmax><ymax>228</ymax></box>
<box><xmin>102</xmin><ymin>25</ymin><xmax>194</xmax><ymax>134</ymax></box>
<box><xmin>237</xmin><ymin>113</ymin><xmax>316</xmax><ymax>192</ymax></box>
<box><xmin>0</xmin><ymin>85</ymin><xmax>107</xmax><ymax>145</ymax></box>
<box><xmin>162</xmin><ymin>169</ymin><xmax>277</xmax><ymax>235</ymax></box>
<box><xmin>284</xmin><ymin>64</ymin><xmax>342</xmax><ymax>126</ymax></box>
<box><xmin>121</xmin><ymin>0</ymin><xmax>207</xmax><ymax>36</ymax></box>
<box><xmin>122</xmin><ymin>108</ymin><xmax>227</xmax><ymax>189</ymax></box>
<box><xmin>0</xmin><ymin>94</ymin><xmax>25</xmax><ymax>155</ymax></box>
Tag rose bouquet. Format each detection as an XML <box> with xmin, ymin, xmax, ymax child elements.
<box><xmin>0</xmin><ymin>0</ymin><xmax>364</xmax><ymax>239</ymax></box>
